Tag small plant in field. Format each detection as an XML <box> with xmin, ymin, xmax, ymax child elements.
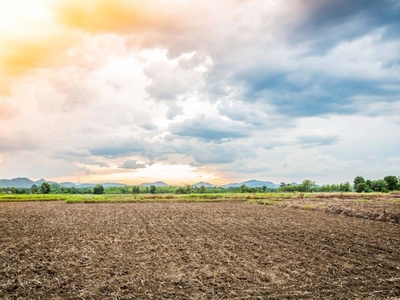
<box><xmin>263</xmin><ymin>200</ymin><xmax>279</xmax><ymax>206</ymax></box>
<box><xmin>299</xmin><ymin>193</ymin><xmax>305</xmax><ymax>199</ymax></box>
<box><xmin>300</xmin><ymin>204</ymin><xmax>320</xmax><ymax>210</ymax></box>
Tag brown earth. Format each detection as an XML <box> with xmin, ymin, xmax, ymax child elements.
<box><xmin>0</xmin><ymin>201</ymin><xmax>399</xmax><ymax>299</ymax></box>
<box><xmin>268</xmin><ymin>195</ymin><xmax>400</xmax><ymax>224</ymax></box>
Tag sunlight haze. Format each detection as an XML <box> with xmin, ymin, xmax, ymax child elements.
<box><xmin>0</xmin><ymin>0</ymin><xmax>399</xmax><ymax>186</ymax></box>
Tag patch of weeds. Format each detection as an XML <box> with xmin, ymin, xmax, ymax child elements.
<box><xmin>262</xmin><ymin>200</ymin><xmax>279</xmax><ymax>206</ymax></box>
<box><xmin>357</xmin><ymin>199</ymin><xmax>369</xmax><ymax>203</ymax></box>
<box><xmin>385</xmin><ymin>199</ymin><xmax>400</xmax><ymax>203</ymax></box>
<box><xmin>300</xmin><ymin>203</ymin><xmax>321</xmax><ymax>210</ymax></box>
<box><xmin>246</xmin><ymin>199</ymin><xmax>260</xmax><ymax>205</ymax></box>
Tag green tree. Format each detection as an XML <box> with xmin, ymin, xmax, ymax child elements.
<box><xmin>30</xmin><ymin>184</ymin><xmax>38</xmax><ymax>194</ymax></box>
<box><xmin>383</xmin><ymin>175</ymin><xmax>399</xmax><ymax>191</ymax></box>
<box><xmin>176</xmin><ymin>187</ymin><xmax>186</xmax><ymax>194</ymax></box>
<box><xmin>371</xmin><ymin>179</ymin><xmax>388</xmax><ymax>192</ymax></box>
<box><xmin>353</xmin><ymin>176</ymin><xmax>365</xmax><ymax>189</ymax></box>
<box><xmin>185</xmin><ymin>185</ymin><xmax>192</xmax><ymax>194</ymax></box>
<box><xmin>93</xmin><ymin>184</ymin><xmax>104</xmax><ymax>195</ymax></box>
<box><xmin>356</xmin><ymin>182</ymin><xmax>368</xmax><ymax>193</ymax></box>
<box><xmin>301</xmin><ymin>179</ymin><xmax>315</xmax><ymax>192</ymax></box>
<box><xmin>240</xmin><ymin>184</ymin><xmax>247</xmax><ymax>193</ymax></box>
<box><xmin>132</xmin><ymin>186</ymin><xmax>139</xmax><ymax>194</ymax></box>
<box><xmin>40</xmin><ymin>182</ymin><xmax>51</xmax><ymax>194</ymax></box>
<box><xmin>341</xmin><ymin>182</ymin><xmax>351</xmax><ymax>192</ymax></box>
<box><xmin>150</xmin><ymin>185</ymin><xmax>156</xmax><ymax>194</ymax></box>
<box><xmin>199</xmin><ymin>185</ymin><xmax>206</xmax><ymax>194</ymax></box>
<box><xmin>365</xmin><ymin>179</ymin><xmax>372</xmax><ymax>189</ymax></box>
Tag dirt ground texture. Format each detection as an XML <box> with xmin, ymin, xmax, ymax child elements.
<box><xmin>1</xmin><ymin>202</ymin><xmax>399</xmax><ymax>299</ymax></box>
<box><xmin>266</xmin><ymin>194</ymin><xmax>400</xmax><ymax>224</ymax></box>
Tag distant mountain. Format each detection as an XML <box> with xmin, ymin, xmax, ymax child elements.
<box><xmin>193</xmin><ymin>182</ymin><xmax>214</xmax><ymax>188</ymax></box>
<box><xmin>61</xmin><ymin>182</ymin><xmax>125</xmax><ymax>188</ymax></box>
<box><xmin>102</xmin><ymin>182</ymin><xmax>126</xmax><ymax>188</ymax></box>
<box><xmin>0</xmin><ymin>177</ymin><xmax>282</xmax><ymax>189</ymax></box>
<box><xmin>220</xmin><ymin>179</ymin><xmax>278</xmax><ymax>189</ymax></box>
<box><xmin>0</xmin><ymin>177</ymin><xmax>35</xmax><ymax>188</ymax></box>
<box><xmin>74</xmin><ymin>183</ymin><xmax>96</xmax><ymax>188</ymax></box>
<box><xmin>59</xmin><ymin>182</ymin><xmax>77</xmax><ymax>188</ymax></box>
<box><xmin>0</xmin><ymin>177</ymin><xmax>126</xmax><ymax>189</ymax></box>
<box><xmin>34</xmin><ymin>178</ymin><xmax>47</xmax><ymax>185</ymax></box>
<box><xmin>140</xmin><ymin>181</ymin><xmax>169</xmax><ymax>187</ymax></box>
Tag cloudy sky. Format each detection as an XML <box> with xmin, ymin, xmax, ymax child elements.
<box><xmin>0</xmin><ymin>0</ymin><xmax>399</xmax><ymax>185</ymax></box>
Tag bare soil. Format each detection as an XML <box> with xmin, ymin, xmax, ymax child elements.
<box><xmin>275</xmin><ymin>195</ymin><xmax>400</xmax><ymax>224</ymax></box>
<box><xmin>1</xmin><ymin>202</ymin><xmax>399</xmax><ymax>299</ymax></box>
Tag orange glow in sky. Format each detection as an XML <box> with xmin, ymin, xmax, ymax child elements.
<box><xmin>0</xmin><ymin>0</ymin><xmax>399</xmax><ymax>186</ymax></box>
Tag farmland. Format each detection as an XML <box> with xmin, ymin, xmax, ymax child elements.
<box><xmin>1</xmin><ymin>197</ymin><xmax>399</xmax><ymax>299</ymax></box>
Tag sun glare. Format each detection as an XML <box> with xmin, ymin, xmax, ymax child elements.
<box><xmin>0</xmin><ymin>0</ymin><xmax>53</xmax><ymax>37</ymax></box>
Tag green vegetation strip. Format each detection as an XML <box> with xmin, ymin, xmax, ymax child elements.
<box><xmin>0</xmin><ymin>194</ymin><xmax>67</xmax><ymax>202</ymax></box>
<box><xmin>1</xmin><ymin>192</ymin><xmax>399</xmax><ymax>204</ymax></box>
<box><xmin>0</xmin><ymin>192</ymin><xmax>295</xmax><ymax>203</ymax></box>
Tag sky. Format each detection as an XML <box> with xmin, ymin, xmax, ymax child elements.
<box><xmin>0</xmin><ymin>0</ymin><xmax>399</xmax><ymax>186</ymax></box>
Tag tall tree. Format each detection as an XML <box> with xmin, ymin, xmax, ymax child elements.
<box><xmin>353</xmin><ymin>176</ymin><xmax>365</xmax><ymax>189</ymax></box>
<box><xmin>366</xmin><ymin>179</ymin><xmax>372</xmax><ymax>189</ymax></box>
<box><xmin>342</xmin><ymin>182</ymin><xmax>351</xmax><ymax>192</ymax></box>
<box><xmin>383</xmin><ymin>175</ymin><xmax>399</xmax><ymax>191</ymax></box>
<box><xmin>149</xmin><ymin>185</ymin><xmax>156</xmax><ymax>194</ymax></box>
<box><xmin>30</xmin><ymin>184</ymin><xmax>38</xmax><ymax>194</ymax></box>
<box><xmin>371</xmin><ymin>180</ymin><xmax>388</xmax><ymax>192</ymax></box>
<box><xmin>93</xmin><ymin>184</ymin><xmax>104</xmax><ymax>195</ymax></box>
<box><xmin>301</xmin><ymin>179</ymin><xmax>315</xmax><ymax>192</ymax></box>
<box><xmin>199</xmin><ymin>185</ymin><xmax>206</xmax><ymax>194</ymax></box>
<box><xmin>40</xmin><ymin>182</ymin><xmax>51</xmax><ymax>194</ymax></box>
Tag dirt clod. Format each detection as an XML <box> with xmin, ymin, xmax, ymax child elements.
<box><xmin>0</xmin><ymin>202</ymin><xmax>399</xmax><ymax>299</ymax></box>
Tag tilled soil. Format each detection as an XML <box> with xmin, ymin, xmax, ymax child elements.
<box><xmin>0</xmin><ymin>202</ymin><xmax>399</xmax><ymax>299</ymax></box>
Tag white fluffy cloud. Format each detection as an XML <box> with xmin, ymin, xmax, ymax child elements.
<box><xmin>0</xmin><ymin>0</ymin><xmax>399</xmax><ymax>185</ymax></box>
<box><xmin>120</xmin><ymin>159</ymin><xmax>147</xmax><ymax>170</ymax></box>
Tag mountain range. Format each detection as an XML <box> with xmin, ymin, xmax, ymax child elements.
<box><xmin>220</xmin><ymin>179</ymin><xmax>279</xmax><ymax>189</ymax></box>
<box><xmin>0</xmin><ymin>177</ymin><xmax>283</xmax><ymax>189</ymax></box>
<box><xmin>0</xmin><ymin>178</ymin><xmax>125</xmax><ymax>189</ymax></box>
<box><xmin>139</xmin><ymin>181</ymin><xmax>169</xmax><ymax>187</ymax></box>
<box><xmin>193</xmin><ymin>182</ymin><xmax>215</xmax><ymax>188</ymax></box>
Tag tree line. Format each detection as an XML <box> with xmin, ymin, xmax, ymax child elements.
<box><xmin>353</xmin><ymin>175</ymin><xmax>399</xmax><ymax>193</ymax></box>
<box><xmin>1</xmin><ymin>175</ymin><xmax>398</xmax><ymax>195</ymax></box>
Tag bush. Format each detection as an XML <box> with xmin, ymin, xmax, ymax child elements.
<box><xmin>40</xmin><ymin>182</ymin><xmax>51</xmax><ymax>194</ymax></box>
<box><xmin>356</xmin><ymin>183</ymin><xmax>368</xmax><ymax>193</ymax></box>
<box><xmin>93</xmin><ymin>184</ymin><xmax>104</xmax><ymax>195</ymax></box>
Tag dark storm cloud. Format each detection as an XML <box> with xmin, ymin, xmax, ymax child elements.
<box><xmin>214</xmin><ymin>1</ymin><xmax>400</xmax><ymax>117</ymax></box>
<box><xmin>169</xmin><ymin>115</ymin><xmax>249</xmax><ymax>141</ymax></box>
<box><xmin>199</xmin><ymin>1</ymin><xmax>400</xmax><ymax>120</ymax></box>
<box><xmin>294</xmin><ymin>0</ymin><xmax>400</xmax><ymax>51</ymax></box>
<box><xmin>237</xmin><ymin>71</ymin><xmax>395</xmax><ymax>117</ymax></box>
<box><xmin>298</xmin><ymin>135</ymin><xmax>340</xmax><ymax>148</ymax></box>
<box><xmin>88</xmin><ymin>138</ymin><xmax>148</xmax><ymax>158</ymax></box>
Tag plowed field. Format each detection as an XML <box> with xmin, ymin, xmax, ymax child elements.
<box><xmin>1</xmin><ymin>202</ymin><xmax>399</xmax><ymax>299</ymax></box>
